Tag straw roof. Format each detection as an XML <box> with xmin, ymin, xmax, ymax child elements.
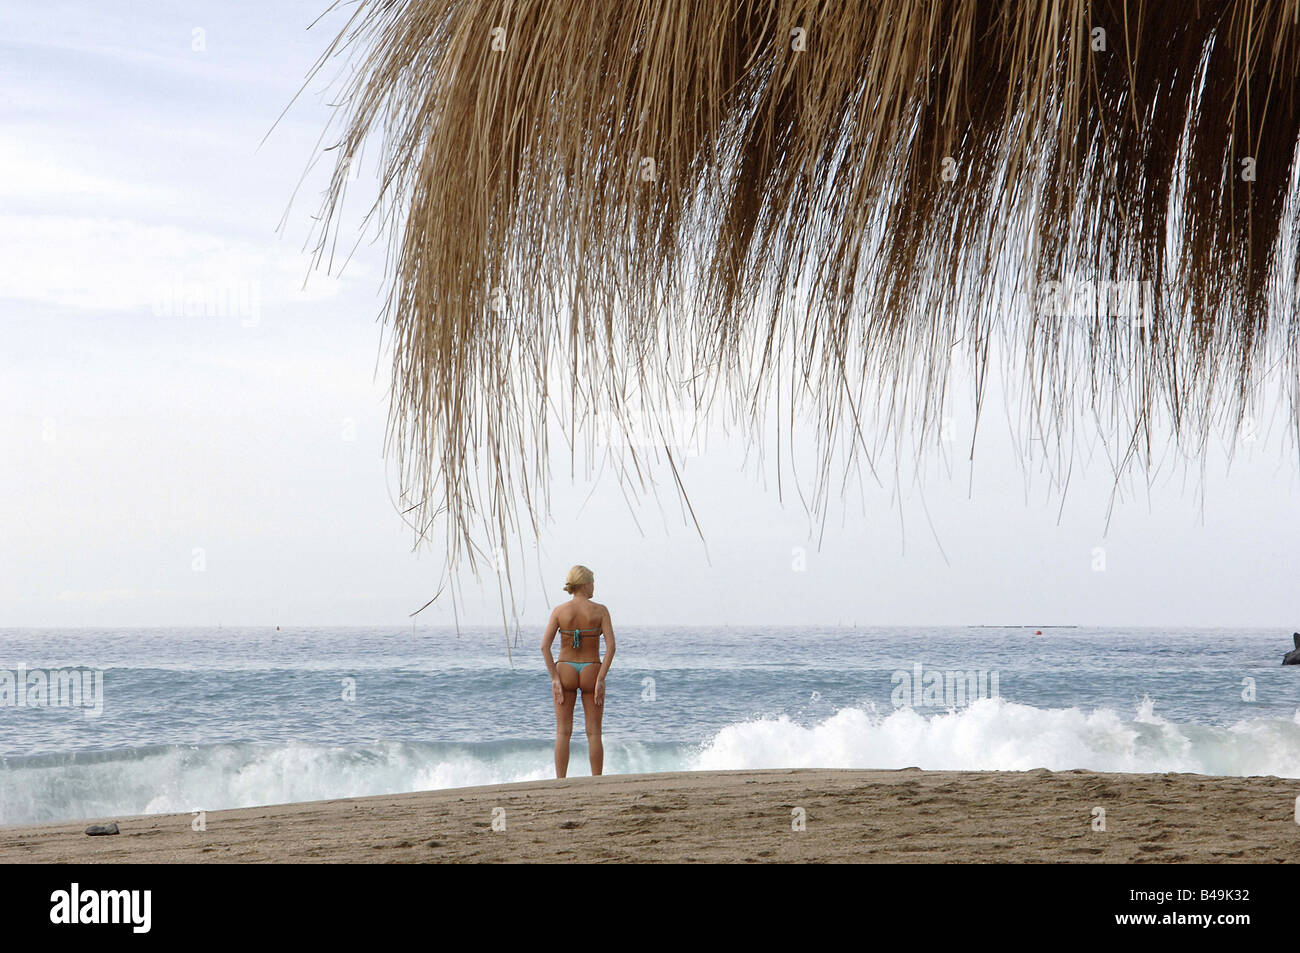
<box><xmin>301</xmin><ymin>0</ymin><xmax>1300</xmax><ymax>582</ymax></box>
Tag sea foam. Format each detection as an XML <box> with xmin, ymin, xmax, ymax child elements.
<box><xmin>689</xmin><ymin>696</ymin><xmax>1300</xmax><ymax>777</ymax></box>
<box><xmin>4</xmin><ymin>697</ymin><xmax>1298</xmax><ymax>826</ymax></box>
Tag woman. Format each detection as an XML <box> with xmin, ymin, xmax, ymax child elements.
<box><xmin>542</xmin><ymin>565</ymin><xmax>616</xmax><ymax>778</ymax></box>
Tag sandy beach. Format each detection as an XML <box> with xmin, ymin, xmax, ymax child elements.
<box><xmin>2</xmin><ymin>768</ymin><xmax>1296</xmax><ymax>863</ymax></box>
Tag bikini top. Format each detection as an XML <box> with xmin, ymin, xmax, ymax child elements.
<box><xmin>562</xmin><ymin>627</ymin><xmax>600</xmax><ymax>649</ymax></box>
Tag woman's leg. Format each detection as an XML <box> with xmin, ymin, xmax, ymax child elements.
<box><xmin>579</xmin><ymin>667</ymin><xmax>605</xmax><ymax>775</ymax></box>
<box><xmin>554</xmin><ymin>664</ymin><xmax>578</xmax><ymax>777</ymax></box>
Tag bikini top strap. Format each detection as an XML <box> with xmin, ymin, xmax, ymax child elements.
<box><xmin>566</xmin><ymin>626</ymin><xmax>599</xmax><ymax>648</ymax></box>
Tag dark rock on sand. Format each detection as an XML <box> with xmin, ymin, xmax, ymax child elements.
<box><xmin>84</xmin><ymin>823</ymin><xmax>120</xmax><ymax>836</ymax></box>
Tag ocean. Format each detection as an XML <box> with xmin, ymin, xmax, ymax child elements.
<box><xmin>1</xmin><ymin>625</ymin><xmax>1298</xmax><ymax>826</ymax></box>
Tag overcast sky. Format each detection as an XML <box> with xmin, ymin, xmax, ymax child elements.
<box><xmin>2</xmin><ymin>1</ymin><xmax>1297</xmax><ymax>630</ymax></box>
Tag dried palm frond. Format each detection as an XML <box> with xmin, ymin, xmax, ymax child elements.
<box><xmin>298</xmin><ymin>0</ymin><xmax>1300</xmax><ymax>587</ymax></box>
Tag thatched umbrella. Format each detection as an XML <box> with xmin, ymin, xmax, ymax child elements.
<box><xmin>298</xmin><ymin>0</ymin><xmax>1300</xmax><ymax>591</ymax></box>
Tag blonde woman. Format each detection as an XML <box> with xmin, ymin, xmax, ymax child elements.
<box><xmin>542</xmin><ymin>565</ymin><xmax>616</xmax><ymax>778</ymax></box>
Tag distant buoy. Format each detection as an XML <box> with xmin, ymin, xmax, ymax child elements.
<box><xmin>1035</xmin><ymin>629</ymin><xmax>1042</xmax><ymax>635</ymax></box>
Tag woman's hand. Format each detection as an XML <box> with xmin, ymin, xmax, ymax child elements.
<box><xmin>551</xmin><ymin>677</ymin><xmax>564</xmax><ymax>704</ymax></box>
<box><xmin>594</xmin><ymin>678</ymin><xmax>606</xmax><ymax>706</ymax></box>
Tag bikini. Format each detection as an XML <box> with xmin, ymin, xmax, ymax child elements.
<box><xmin>558</xmin><ymin>628</ymin><xmax>600</xmax><ymax>673</ymax></box>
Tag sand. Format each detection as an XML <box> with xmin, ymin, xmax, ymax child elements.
<box><xmin>1</xmin><ymin>768</ymin><xmax>1296</xmax><ymax>863</ymax></box>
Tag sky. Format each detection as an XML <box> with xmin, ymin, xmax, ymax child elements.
<box><xmin>1</xmin><ymin>1</ymin><xmax>1297</xmax><ymax>630</ymax></box>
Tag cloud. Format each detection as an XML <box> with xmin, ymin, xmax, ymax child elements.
<box><xmin>0</xmin><ymin>136</ymin><xmax>179</xmax><ymax>209</ymax></box>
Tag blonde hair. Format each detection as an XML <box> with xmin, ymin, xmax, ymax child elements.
<box><xmin>563</xmin><ymin>565</ymin><xmax>595</xmax><ymax>594</ymax></box>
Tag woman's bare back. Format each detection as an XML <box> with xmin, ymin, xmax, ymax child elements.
<box><xmin>554</xmin><ymin>597</ymin><xmax>605</xmax><ymax>663</ymax></box>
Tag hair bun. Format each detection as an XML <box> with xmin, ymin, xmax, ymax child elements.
<box><xmin>563</xmin><ymin>565</ymin><xmax>594</xmax><ymax>593</ymax></box>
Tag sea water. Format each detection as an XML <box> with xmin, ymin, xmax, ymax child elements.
<box><xmin>1</xmin><ymin>625</ymin><xmax>1298</xmax><ymax>825</ymax></box>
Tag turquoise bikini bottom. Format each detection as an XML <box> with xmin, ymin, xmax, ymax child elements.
<box><xmin>560</xmin><ymin>660</ymin><xmax>597</xmax><ymax>674</ymax></box>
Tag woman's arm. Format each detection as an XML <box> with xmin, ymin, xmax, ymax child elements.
<box><xmin>595</xmin><ymin>605</ymin><xmax>615</xmax><ymax>706</ymax></box>
<box><xmin>541</xmin><ymin>609</ymin><xmax>563</xmax><ymax>703</ymax></box>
